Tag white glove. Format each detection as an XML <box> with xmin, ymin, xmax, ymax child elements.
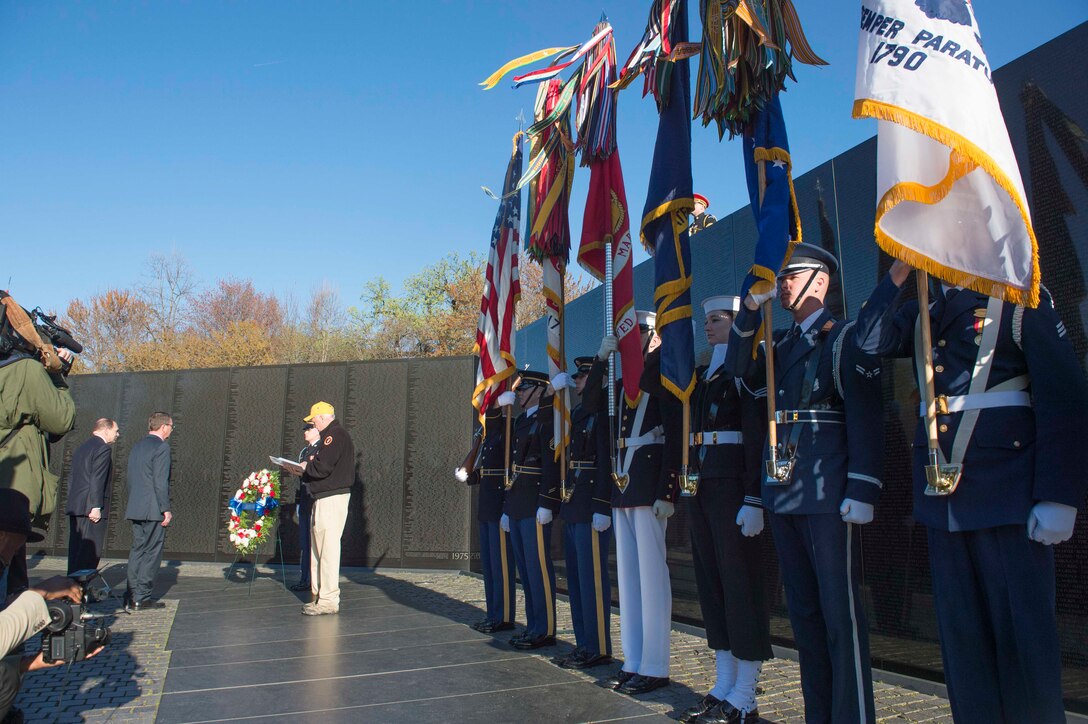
<box><xmin>749</xmin><ymin>286</ymin><xmax>777</xmax><ymax>306</ymax></box>
<box><xmin>592</xmin><ymin>513</ymin><xmax>611</xmax><ymax>532</ymax></box>
<box><xmin>839</xmin><ymin>498</ymin><xmax>875</xmax><ymax>525</ymax></box>
<box><xmin>500</xmin><ymin>514</ymin><xmax>511</xmax><ymax>532</ymax></box>
<box><xmin>651</xmin><ymin>499</ymin><xmax>675</xmax><ymax>520</ymax></box>
<box><xmin>536</xmin><ymin>507</ymin><xmax>553</xmax><ymax>526</ymax></box>
<box><xmin>1028</xmin><ymin>501</ymin><xmax>1077</xmax><ymax>545</ymax></box>
<box><xmin>550</xmin><ymin>372</ymin><xmax>574</xmax><ymax>390</ymax></box>
<box><xmin>597</xmin><ymin>335</ymin><xmax>618</xmax><ymax>360</ymax></box>
<box><xmin>454</xmin><ymin>467</ymin><xmax>469</xmax><ymax>482</ymax></box>
<box><xmin>497</xmin><ymin>391</ymin><xmax>516</xmax><ymax>407</ymax></box>
<box><xmin>735</xmin><ymin>505</ymin><xmax>764</xmax><ymax>537</ymax></box>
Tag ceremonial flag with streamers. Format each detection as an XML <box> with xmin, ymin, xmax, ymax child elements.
<box><xmin>471</xmin><ymin>135</ymin><xmax>524</xmax><ymax>421</ymax></box>
<box><xmin>741</xmin><ymin>93</ymin><xmax>801</xmax><ymax>303</ymax></box>
<box><xmin>639</xmin><ymin>0</ymin><xmax>695</xmax><ymax>402</ymax></box>
<box><xmin>577</xmin><ymin>21</ymin><xmax>643</xmax><ymax>407</ymax></box>
<box><xmin>854</xmin><ymin>0</ymin><xmax>1039</xmax><ymax>306</ymax></box>
<box><xmin>526</xmin><ymin>78</ymin><xmax>574</xmax><ymax>458</ymax></box>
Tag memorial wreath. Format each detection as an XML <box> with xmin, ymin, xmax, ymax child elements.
<box><xmin>227</xmin><ymin>469</ymin><xmax>281</xmax><ymax>555</ymax></box>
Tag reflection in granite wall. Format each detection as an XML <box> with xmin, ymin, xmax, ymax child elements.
<box><xmin>516</xmin><ymin>23</ymin><xmax>1088</xmax><ymax>710</ymax></box>
<box><xmin>39</xmin><ymin>357</ymin><xmax>475</xmax><ymax>572</ymax></box>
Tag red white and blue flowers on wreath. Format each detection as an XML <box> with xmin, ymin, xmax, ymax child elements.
<box><xmin>227</xmin><ymin>469</ymin><xmax>280</xmax><ymax>554</ymax></box>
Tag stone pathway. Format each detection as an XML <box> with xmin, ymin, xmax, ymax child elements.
<box><xmin>9</xmin><ymin>558</ymin><xmax>960</xmax><ymax>722</ymax></box>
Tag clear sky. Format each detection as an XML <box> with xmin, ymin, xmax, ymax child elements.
<box><xmin>2</xmin><ymin>1</ymin><xmax>1086</xmax><ymax>316</ymax></box>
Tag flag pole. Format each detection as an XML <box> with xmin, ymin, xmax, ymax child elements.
<box><xmin>558</xmin><ymin>264</ymin><xmax>570</xmax><ymax>502</ymax></box>
<box><xmin>761</xmin><ymin>299</ymin><xmax>787</xmax><ymax>481</ymax></box>
<box><xmin>604</xmin><ymin>239</ymin><xmax>622</xmax><ymax>482</ymax></box>
<box><xmin>916</xmin><ymin>271</ymin><xmax>960</xmax><ymax>495</ymax></box>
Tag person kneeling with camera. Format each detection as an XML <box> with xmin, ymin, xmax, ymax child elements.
<box><xmin>0</xmin><ymin>489</ymin><xmax>107</xmax><ymax>721</ymax></box>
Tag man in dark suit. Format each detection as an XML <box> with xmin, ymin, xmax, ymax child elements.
<box><xmin>730</xmin><ymin>243</ymin><xmax>884</xmax><ymax>723</ymax></box>
<box><xmin>65</xmin><ymin>418</ymin><xmax>119</xmax><ymax>575</ymax></box>
<box><xmin>123</xmin><ymin>411</ymin><xmax>173</xmax><ymax>612</ymax></box>
<box><xmin>855</xmin><ymin>261</ymin><xmax>1087</xmax><ymax>723</ymax></box>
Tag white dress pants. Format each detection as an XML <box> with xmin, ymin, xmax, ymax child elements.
<box><xmin>614</xmin><ymin>506</ymin><xmax>672</xmax><ymax>678</ymax></box>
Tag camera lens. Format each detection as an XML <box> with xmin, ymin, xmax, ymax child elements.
<box><xmin>45</xmin><ymin>601</ymin><xmax>75</xmax><ymax>633</ymax></box>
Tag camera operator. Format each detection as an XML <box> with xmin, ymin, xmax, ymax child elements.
<box><xmin>0</xmin><ymin>292</ymin><xmax>77</xmax><ymax>597</ymax></box>
<box><xmin>0</xmin><ymin>489</ymin><xmax>104</xmax><ymax>721</ymax></box>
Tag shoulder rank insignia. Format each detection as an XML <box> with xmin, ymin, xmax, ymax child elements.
<box><xmin>856</xmin><ymin>364</ymin><xmax>881</xmax><ymax>379</ymax></box>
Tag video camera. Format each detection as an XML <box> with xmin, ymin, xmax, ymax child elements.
<box><xmin>0</xmin><ymin>291</ymin><xmax>83</xmax><ymax>375</ymax></box>
<box><xmin>41</xmin><ymin>570</ymin><xmax>111</xmax><ymax>664</ymax></box>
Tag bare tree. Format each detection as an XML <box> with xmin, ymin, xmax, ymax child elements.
<box><xmin>139</xmin><ymin>252</ymin><xmax>197</xmax><ymax>341</ymax></box>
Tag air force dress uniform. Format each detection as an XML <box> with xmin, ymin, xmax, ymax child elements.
<box><xmin>503</xmin><ymin>371</ymin><xmax>560</xmax><ymax>649</ymax></box>
<box><xmin>854</xmin><ymin>272</ymin><xmax>1088</xmax><ymax>724</ymax></box>
<box><xmin>730</xmin><ymin>245</ymin><xmax>884</xmax><ymax>724</ymax></box>
<box><xmin>553</xmin><ymin>356</ymin><xmax>614</xmax><ymax>669</ymax></box>
<box><xmin>595</xmin><ymin>312</ymin><xmax>684</xmax><ymax>694</ymax></box>
<box><xmin>472</xmin><ymin>407</ymin><xmax>516</xmax><ymax>633</ymax></box>
<box><xmin>681</xmin><ymin>296</ymin><xmax>772</xmax><ymax>724</ymax></box>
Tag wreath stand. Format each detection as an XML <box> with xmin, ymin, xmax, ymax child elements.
<box><xmin>223</xmin><ymin>515</ymin><xmax>290</xmax><ymax>595</ymax></box>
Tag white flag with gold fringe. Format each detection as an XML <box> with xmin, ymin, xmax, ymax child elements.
<box><xmin>853</xmin><ymin>0</ymin><xmax>1039</xmax><ymax>307</ymax></box>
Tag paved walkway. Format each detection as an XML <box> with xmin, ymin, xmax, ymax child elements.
<box><xmin>12</xmin><ymin>557</ymin><xmax>957</xmax><ymax>723</ymax></box>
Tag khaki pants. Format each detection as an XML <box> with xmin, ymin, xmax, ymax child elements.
<box><xmin>310</xmin><ymin>491</ymin><xmax>351</xmax><ymax>608</ymax></box>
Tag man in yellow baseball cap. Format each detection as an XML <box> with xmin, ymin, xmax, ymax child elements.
<box><xmin>303</xmin><ymin>401</ymin><xmax>335</xmax><ymax>423</ymax></box>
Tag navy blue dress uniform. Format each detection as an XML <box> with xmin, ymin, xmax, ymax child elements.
<box><xmin>591</xmin><ymin>313</ymin><xmax>684</xmax><ymax>694</ymax></box>
<box><xmin>503</xmin><ymin>371</ymin><xmax>560</xmax><ymax>649</ymax></box>
<box><xmin>553</xmin><ymin>356</ymin><xmax>614</xmax><ymax>669</ymax></box>
<box><xmin>65</xmin><ymin>433</ymin><xmax>113</xmax><ymax>574</ymax></box>
<box><xmin>855</xmin><ymin>271</ymin><xmax>1088</xmax><ymax>723</ymax></box>
<box><xmin>680</xmin><ymin>296</ymin><xmax>773</xmax><ymax>724</ymax></box>
<box><xmin>471</xmin><ymin>406</ymin><xmax>516</xmax><ymax>633</ymax></box>
<box><xmin>730</xmin><ymin>244</ymin><xmax>884</xmax><ymax>724</ymax></box>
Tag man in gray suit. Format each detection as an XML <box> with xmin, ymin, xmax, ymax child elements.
<box><xmin>123</xmin><ymin>412</ymin><xmax>173</xmax><ymax>612</ymax></box>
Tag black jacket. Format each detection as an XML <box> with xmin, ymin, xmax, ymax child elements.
<box><xmin>65</xmin><ymin>436</ymin><xmax>113</xmax><ymax>517</ymax></box>
<box><xmin>690</xmin><ymin>363</ymin><xmax>766</xmax><ymax>505</ymax></box>
<box><xmin>302</xmin><ymin>420</ymin><xmax>356</xmax><ymax>499</ymax></box>
<box><xmin>502</xmin><ymin>397</ymin><xmax>560</xmax><ymax>520</ymax></box>
<box><xmin>558</xmin><ymin>393</ymin><xmax>613</xmax><ymax>524</ymax></box>
<box><xmin>476</xmin><ymin>408</ymin><xmax>508</xmax><ymax>523</ymax></box>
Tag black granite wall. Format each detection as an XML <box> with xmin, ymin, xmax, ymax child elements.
<box><xmin>41</xmin><ymin>356</ymin><xmax>476</xmax><ymax>571</ymax></box>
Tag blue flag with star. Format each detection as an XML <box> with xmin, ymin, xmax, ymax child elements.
<box><xmin>640</xmin><ymin>0</ymin><xmax>695</xmax><ymax>402</ymax></box>
<box><xmin>740</xmin><ymin>92</ymin><xmax>801</xmax><ymax>304</ymax></box>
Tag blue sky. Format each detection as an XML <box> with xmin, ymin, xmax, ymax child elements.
<box><xmin>2</xmin><ymin>1</ymin><xmax>1086</xmax><ymax>316</ymax></box>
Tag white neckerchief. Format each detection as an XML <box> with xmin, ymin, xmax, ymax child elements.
<box><xmin>706</xmin><ymin>344</ymin><xmax>728</xmax><ymax>379</ymax></box>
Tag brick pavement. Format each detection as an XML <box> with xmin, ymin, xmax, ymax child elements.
<box><xmin>10</xmin><ymin>559</ymin><xmax>956</xmax><ymax>723</ymax></box>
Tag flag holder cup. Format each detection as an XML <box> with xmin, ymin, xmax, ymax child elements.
<box><xmin>924</xmin><ymin>449</ymin><xmax>962</xmax><ymax>496</ymax></box>
<box><xmin>611</xmin><ymin>472</ymin><xmax>629</xmax><ymax>493</ymax></box>
<box><xmin>765</xmin><ymin>447</ymin><xmax>795</xmax><ymax>486</ymax></box>
<box><xmin>679</xmin><ymin>467</ymin><xmax>700</xmax><ymax>497</ymax></box>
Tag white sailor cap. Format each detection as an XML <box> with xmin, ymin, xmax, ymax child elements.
<box><xmin>702</xmin><ymin>295</ymin><xmax>740</xmax><ymax>317</ymax></box>
<box><xmin>636</xmin><ymin>311</ymin><xmax>657</xmax><ymax>330</ymax></box>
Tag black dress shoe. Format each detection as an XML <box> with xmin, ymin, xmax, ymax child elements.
<box><xmin>552</xmin><ymin>647</ymin><xmax>586</xmax><ymax>667</ymax></box>
<box><xmin>127</xmin><ymin>599</ymin><xmax>166</xmax><ymax>611</ymax></box>
<box><xmin>617</xmin><ymin>674</ymin><xmax>670</xmax><ymax>695</ymax></box>
<box><xmin>290</xmin><ymin>581</ymin><xmax>311</xmax><ymax>592</ymax></box>
<box><xmin>512</xmin><ymin>634</ymin><xmax>556</xmax><ymax>650</ymax></box>
<box><xmin>485</xmin><ymin>621</ymin><xmax>515</xmax><ymax>632</ymax></box>
<box><xmin>471</xmin><ymin>618</ymin><xmax>492</xmax><ymax>631</ymax></box>
<box><xmin>603</xmin><ymin>669</ymin><xmax>636</xmax><ymax>690</ymax></box>
<box><xmin>680</xmin><ymin>694</ymin><xmax>722</xmax><ymax>723</ymax></box>
<box><xmin>569</xmin><ymin>652</ymin><xmax>614</xmax><ymax>670</ymax></box>
<box><xmin>696</xmin><ymin>700</ymin><xmax>759</xmax><ymax>724</ymax></box>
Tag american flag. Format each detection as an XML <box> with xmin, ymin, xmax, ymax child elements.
<box><xmin>471</xmin><ymin>137</ymin><xmax>524</xmax><ymax>420</ymax></box>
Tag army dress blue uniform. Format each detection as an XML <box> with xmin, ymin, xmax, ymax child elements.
<box><xmin>731</xmin><ymin>301</ymin><xmax>884</xmax><ymax>723</ymax></box>
<box><xmin>555</xmin><ymin>358</ymin><xmax>614</xmax><ymax>665</ymax></box>
<box><xmin>475</xmin><ymin>407</ymin><xmax>516</xmax><ymax>630</ymax></box>
<box><xmin>587</xmin><ymin>347</ymin><xmax>682</xmax><ymax>685</ymax></box>
<box><xmin>855</xmin><ymin>274</ymin><xmax>1088</xmax><ymax>723</ymax></box>
<box><xmin>503</xmin><ymin>389</ymin><xmax>560</xmax><ymax>644</ymax></box>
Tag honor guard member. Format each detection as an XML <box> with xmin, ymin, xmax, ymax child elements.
<box><xmin>501</xmin><ymin>370</ymin><xmax>560</xmax><ymax>650</ymax></box>
<box><xmin>688</xmin><ymin>193</ymin><xmax>717</xmax><ymax>237</ymax></box>
<box><xmin>680</xmin><ymin>296</ymin><xmax>772</xmax><ymax>724</ymax></box>
<box><xmin>854</xmin><ymin>261</ymin><xmax>1088</xmax><ymax>724</ymax></box>
<box><xmin>549</xmin><ymin>356</ymin><xmax>614</xmax><ymax>670</ymax></box>
<box><xmin>730</xmin><ymin>243</ymin><xmax>884</xmax><ymax>724</ymax></box>
<box><xmin>599</xmin><ymin>311</ymin><xmax>684</xmax><ymax>696</ymax></box>
<box><xmin>456</xmin><ymin>397</ymin><xmax>516</xmax><ymax>634</ymax></box>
